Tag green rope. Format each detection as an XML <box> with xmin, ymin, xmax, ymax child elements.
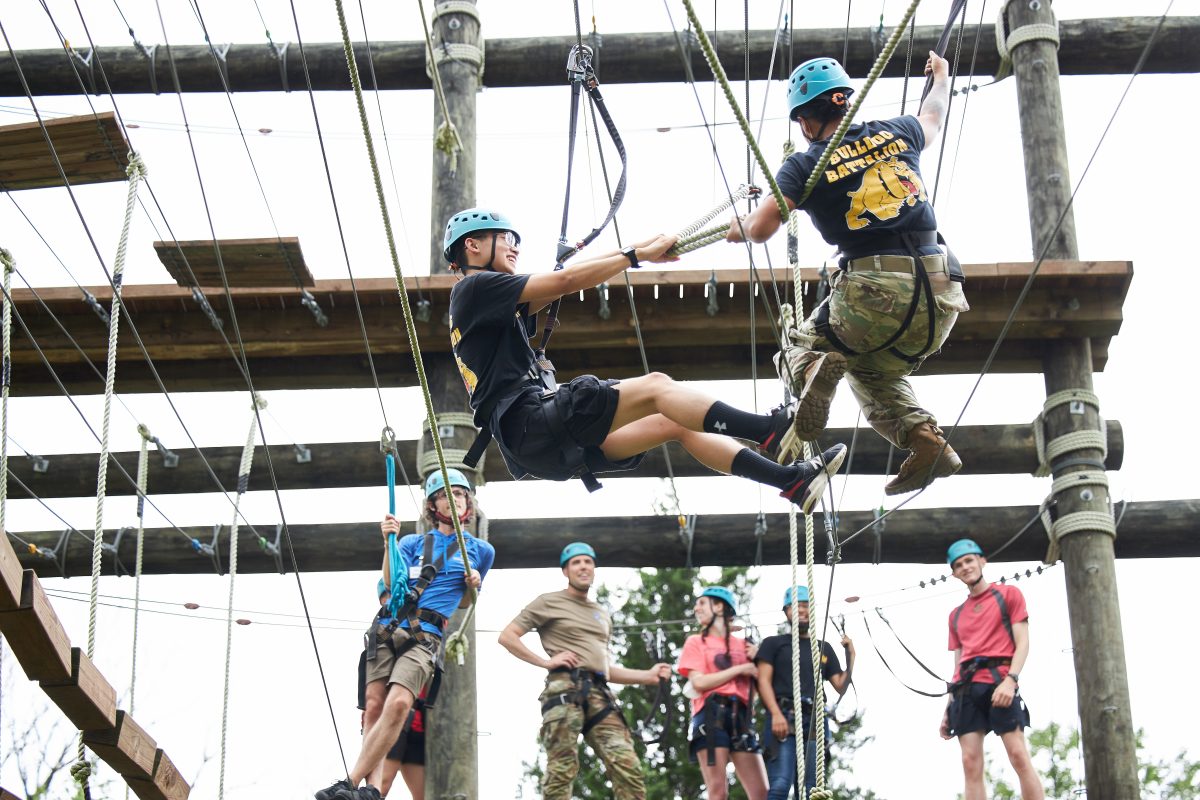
<box><xmin>80</xmin><ymin>153</ymin><xmax>147</xmax><ymax>784</ymax></box>
<box><xmin>332</xmin><ymin>0</ymin><xmax>479</xmax><ymax>644</ymax></box>
<box><xmin>796</xmin><ymin>0</ymin><xmax>925</xmax><ymax>207</ymax></box>
<box><xmin>218</xmin><ymin>395</ymin><xmax>266</xmax><ymax>800</ymax></box>
<box><xmin>679</xmin><ymin>0</ymin><xmax>789</xmax><ymax>220</ymax></box>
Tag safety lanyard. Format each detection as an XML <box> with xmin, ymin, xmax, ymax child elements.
<box><xmin>918</xmin><ymin>0</ymin><xmax>969</xmax><ymax>111</ymax></box>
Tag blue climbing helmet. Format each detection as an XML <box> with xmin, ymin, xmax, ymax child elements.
<box><xmin>782</xmin><ymin>585</ymin><xmax>810</xmax><ymax>608</ymax></box>
<box><xmin>442</xmin><ymin>207</ymin><xmax>521</xmax><ymax>264</ymax></box>
<box><xmin>787</xmin><ymin>57</ymin><xmax>854</xmax><ymax>121</ymax></box>
<box><xmin>560</xmin><ymin>541</ymin><xmax>597</xmax><ymax>567</ymax></box>
<box><xmin>947</xmin><ymin>538</ymin><xmax>985</xmax><ymax>566</ymax></box>
<box><xmin>699</xmin><ymin>586</ymin><xmax>737</xmax><ymax>616</ymax></box>
<box><xmin>424</xmin><ymin>468</ymin><xmax>473</xmax><ymax>499</ymax></box>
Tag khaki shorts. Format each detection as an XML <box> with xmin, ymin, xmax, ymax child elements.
<box><xmin>364</xmin><ymin>623</ymin><xmax>439</xmax><ymax>698</ymax></box>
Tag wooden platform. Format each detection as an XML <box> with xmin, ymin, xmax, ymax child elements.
<box><xmin>10</xmin><ymin>499</ymin><xmax>1196</xmax><ymax>576</ymax></box>
<box><xmin>5</xmin><ymin>422</ymin><xmax>1124</xmax><ymax>500</ymax></box>
<box><xmin>3</xmin><ymin>260</ymin><xmax>1132</xmax><ymax>396</ymax></box>
<box><xmin>0</xmin><ymin>112</ymin><xmax>129</xmax><ymax>191</ymax></box>
<box><xmin>154</xmin><ymin>237</ymin><xmax>315</xmax><ymax>288</ymax></box>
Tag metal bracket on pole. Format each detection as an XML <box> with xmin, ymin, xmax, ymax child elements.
<box><xmin>257</xmin><ymin>523</ymin><xmax>286</xmax><ymax>574</ymax></box>
<box><xmin>597</xmin><ymin>283</ymin><xmax>611</xmax><ymax>320</ymax></box>
<box><xmin>211</xmin><ymin>42</ymin><xmax>232</xmax><ymax>88</ymax></box>
<box><xmin>144</xmin><ymin>44</ymin><xmax>159</xmax><ymax>95</ymax></box>
<box><xmin>269</xmin><ymin>41</ymin><xmax>290</xmax><ymax>92</ymax></box>
<box><xmin>293</xmin><ymin>443</ymin><xmax>312</xmax><ymax>464</ymax></box>
<box><xmin>101</xmin><ymin>526</ymin><xmax>132</xmax><ymax>577</ymax></box>
<box><xmin>300</xmin><ymin>289</ymin><xmax>328</xmax><ymax>327</ymax></box>
<box><xmin>25</xmin><ymin>451</ymin><xmax>49</xmax><ymax>473</ymax></box>
<box><xmin>706</xmin><ymin>272</ymin><xmax>719</xmax><ymax>317</ymax></box>
<box><xmin>678</xmin><ymin>514</ymin><xmax>697</xmax><ymax>569</ymax></box>
<box><xmin>192</xmin><ymin>523</ymin><xmax>223</xmax><ymax>574</ymax></box>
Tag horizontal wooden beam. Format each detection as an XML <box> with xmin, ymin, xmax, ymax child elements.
<box><xmin>0</xmin><ymin>18</ymin><xmax>1194</xmax><ymax>98</ymax></box>
<box><xmin>3</xmin><ymin>261</ymin><xmax>1132</xmax><ymax>395</ymax></box>
<box><xmin>7</xmin><ymin>422</ymin><xmax>1124</xmax><ymax>500</ymax></box>
<box><xmin>11</xmin><ymin>499</ymin><xmax>1193</xmax><ymax>576</ymax></box>
<box><xmin>0</xmin><ymin>112</ymin><xmax>129</xmax><ymax>190</ymax></box>
<box><xmin>153</xmin><ymin>237</ymin><xmax>315</xmax><ymax>288</ymax></box>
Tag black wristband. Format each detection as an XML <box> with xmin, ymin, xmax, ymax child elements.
<box><xmin>621</xmin><ymin>245</ymin><xmax>640</xmax><ymax>269</ymax></box>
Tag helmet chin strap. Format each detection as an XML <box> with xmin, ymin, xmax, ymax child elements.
<box><xmin>430</xmin><ymin>498</ymin><xmax>474</xmax><ymax>526</ymax></box>
<box><xmin>459</xmin><ymin>233</ymin><xmax>500</xmax><ymax>273</ymax></box>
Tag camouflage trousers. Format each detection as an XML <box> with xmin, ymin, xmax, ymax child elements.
<box><xmin>777</xmin><ymin>256</ymin><xmax>969</xmax><ymax>449</ymax></box>
<box><xmin>538</xmin><ymin>676</ymin><xmax>645</xmax><ymax>800</ymax></box>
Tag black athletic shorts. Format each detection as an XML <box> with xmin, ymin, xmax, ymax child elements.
<box><xmin>498</xmin><ymin>375</ymin><xmax>645</xmax><ymax>481</ymax></box>
<box><xmin>949</xmin><ymin>681</ymin><xmax>1030</xmax><ymax>737</ymax></box>
<box><xmin>386</xmin><ymin>728</ymin><xmax>425</xmax><ymax>765</ymax></box>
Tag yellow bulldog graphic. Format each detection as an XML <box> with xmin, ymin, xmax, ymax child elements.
<box><xmin>845</xmin><ymin>157</ymin><xmax>927</xmax><ymax>230</ymax></box>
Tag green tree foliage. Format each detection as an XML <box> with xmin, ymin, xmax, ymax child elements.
<box><xmin>981</xmin><ymin>722</ymin><xmax>1198</xmax><ymax>799</ymax></box>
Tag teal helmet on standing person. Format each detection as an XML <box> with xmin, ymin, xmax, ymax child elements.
<box><xmin>559</xmin><ymin>541</ymin><xmax>597</xmax><ymax>567</ymax></box>
<box><xmin>787</xmin><ymin>57</ymin><xmax>854</xmax><ymax>121</ymax></box>
<box><xmin>700</xmin><ymin>586</ymin><xmax>738</xmax><ymax>615</ymax></box>
<box><xmin>423</xmin><ymin>468</ymin><xmax>473</xmax><ymax>498</ymax></box>
<box><xmin>443</xmin><ymin>207</ymin><xmax>521</xmax><ymax>264</ymax></box>
<box><xmin>947</xmin><ymin>538</ymin><xmax>984</xmax><ymax>566</ymax></box>
<box><xmin>783</xmin><ymin>585</ymin><xmax>810</xmax><ymax>608</ymax></box>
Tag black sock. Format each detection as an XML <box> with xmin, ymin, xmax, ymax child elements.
<box><xmin>731</xmin><ymin>448</ymin><xmax>799</xmax><ymax>490</ymax></box>
<box><xmin>703</xmin><ymin>401</ymin><xmax>772</xmax><ymax>441</ymax></box>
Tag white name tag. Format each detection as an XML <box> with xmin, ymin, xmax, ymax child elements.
<box><xmin>409</xmin><ymin>565</ymin><xmax>421</xmax><ymax>580</ymax></box>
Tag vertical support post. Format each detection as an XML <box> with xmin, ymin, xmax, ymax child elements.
<box><xmin>427</xmin><ymin>0</ymin><xmax>481</xmax><ymax>276</ymax></box>
<box><xmin>1007</xmin><ymin>2</ymin><xmax>1138</xmax><ymax>796</ymax></box>
<box><xmin>423</xmin><ymin>359</ymin><xmax>481</xmax><ymax>800</ymax></box>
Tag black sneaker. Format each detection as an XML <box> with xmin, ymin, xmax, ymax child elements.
<box><xmin>759</xmin><ymin>402</ymin><xmax>795</xmax><ymax>461</ymax></box>
<box><xmin>779</xmin><ymin>443</ymin><xmax>847</xmax><ymax>513</ymax></box>
<box><xmin>314</xmin><ymin>779</ymin><xmax>355</xmax><ymax>800</ymax></box>
<box><xmin>355</xmin><ymin>787</ymin><xmax>383</xmax><ymax>800</ymax></box>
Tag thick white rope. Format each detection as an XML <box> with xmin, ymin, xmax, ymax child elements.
<box><xmin>788</xmin><ymin>507</ymin><xmax>805</xmax><ymax>792</ymax></box>
<box><xmin>129</xmin><ymin>425</ymin><xmax>153</xmax><ymax>716</ymax></box>
<box><xmin>79</xmin><ymin>153</ymin><xmax>147</xmax><ymax>784</ymax></box>
<box><xmin>0</xmin><ymin>249</ymin><xmax>13</xmax><ymax>537</ymax></box>
<box><xmin>218</xmin><ymin>394</ymin><xmax>266</xmax><ymax>800</ymax></box>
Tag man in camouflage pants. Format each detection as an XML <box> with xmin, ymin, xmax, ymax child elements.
<box><xmin>728</xmin><ymin>52</ymin><xmax>968</xmax><ymax>496</ymax></box>
<box><xmin>498</xmin><ymin>542</ymin><xmax>669</xmax><ymax>800</ymax></box>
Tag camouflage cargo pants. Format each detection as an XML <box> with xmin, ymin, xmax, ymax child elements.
<box><xmin>538</xmin><ymin>677</ymin><xmax>645</xmax><ymax>800</ymax></box>
<box><xmin>776</xmin><ymin>255</ymin><xmax>969</xmax><ymax>449</ymax></box>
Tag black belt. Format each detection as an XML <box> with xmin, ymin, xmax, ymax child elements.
<box><xmin>952</xmin><ymin>656</ymin><xmax>1012</xmax><ymax>692</ymax></box>
<box><xmin>541</xmin><ymin>667</ymin><xmax>621</xmax><ymax>735</ymax></box>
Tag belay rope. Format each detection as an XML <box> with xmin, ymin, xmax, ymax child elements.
<box><xmin>76</xmin><ymin>152</ymin><xmax>147</xmax><ymax>799</ymax></box>
<box><xmin>218</xmin><ymin>394</ymin><xmax>266</xmax><ymax>800</ymax></box>
<box><xmin>332</xmin><ymin>0</ymin><xmax>479</xmax><ymax>661</ymax></box>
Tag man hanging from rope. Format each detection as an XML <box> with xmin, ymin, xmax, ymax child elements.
<box><xmin>755</xmin><ymin>586</ymin><xmax>854</xmax><ymax>799</ymax></box>
<box><xmin>941</xmin><ymin>540</ymin><xmax>1043</xmax><ymax>800</ymax></box>
<box><xmin>727</xmin><ymin>52</ymin><xmax>969</xmax><ymax>496</ymax></box>
<box><xmin>498</xmin><ymin>542</ymin><xmax>670</xmax><ymax>800</ymax></box>
<box><xmin>316</xmin><ymin>469</ymin><xmax>495</xmax><ymax>800</ymax></box>
<box><xmin>445</xmin><ymin>208</ymin><xmax>845</xmax><ymax>511</ymax></box>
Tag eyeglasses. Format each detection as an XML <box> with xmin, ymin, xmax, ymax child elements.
<box><xmin>495</xmin><ymin>230</ymin><xmax>520</xmax><ymax>248</ymax></box>
<box><xmin>433</xmin><ymin>488</ymin><xmax>469</xmax><ymax>501</ymax></box>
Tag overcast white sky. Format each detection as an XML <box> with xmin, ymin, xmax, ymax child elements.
<box><xmin>1</xmin><ymin>1</ymin><xmax>1197</xmax><ymax>798</ymax></box>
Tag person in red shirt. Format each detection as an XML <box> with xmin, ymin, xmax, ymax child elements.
<box><xmin>677</xmin><ymin>587</ymin><xmax>767</xmax><ymax>800</ymax></box>
<box><xmin>940</xmin><ymin>540</ymin><xmax>1044</xmax><ymax>800</ymax></box>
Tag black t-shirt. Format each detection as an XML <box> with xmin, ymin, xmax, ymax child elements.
<box><xmin>755</xmin><ymin>633</ymin><xmax>841</xmax><ymax>707</ymax></box>
<box><xmin>448</xmin><ymin>271</ymin><xmax>540</xmax><ymax>427</ymax></box>
<box><xmin>775</xmin><ymin>115</ymin><xmax>939</xmax><ymax>256</ymax></box>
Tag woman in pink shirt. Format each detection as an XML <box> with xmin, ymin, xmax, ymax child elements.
<box><xmin>677</xmin><ymin>587</ymin><xmax>768</xmax><ymax>800</ymax></box>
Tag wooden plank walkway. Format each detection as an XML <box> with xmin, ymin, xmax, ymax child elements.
<box><xmin>154</xmin><ymin>237</ymin><xmax>315</xmax><ymax>288</ymax></box>
<box><xmin>0</xmin><ymin>112</ymin><xmax>129</xmax><ymax>191</ymax></box>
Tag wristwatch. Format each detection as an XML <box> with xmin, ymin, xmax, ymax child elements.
<box><xmin>620</xmin><ymin>245</ymin><xmax>641</xmax><ymax>269</ymax></box>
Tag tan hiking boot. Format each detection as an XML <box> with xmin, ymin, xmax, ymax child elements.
<box><xmin>794</xmin><ymin>352</ymin><xmax>846</xmax><ymax>440</ymax></box>
<box><xmin>884</xmin><ymin>422</ymin><xmax>962</xmax><ymax>495</ymax></box>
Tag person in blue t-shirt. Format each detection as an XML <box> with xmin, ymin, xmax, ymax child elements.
<box><xmin>317</xmin><ymin>468</ymin><xmax>495</xmax><ymax>800</ymax></box>
<box><xmin>727</xmin><ymin>52</ymin><xmax>970</xmax><ymax>497</ymax></box>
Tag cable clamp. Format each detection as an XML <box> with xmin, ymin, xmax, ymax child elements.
<box><xmin>293</xmin><ymin>443</ymin><xmax>312</xmax><ymax>464</ymax></box>
<box><xmin>596</xmin><ymin>282</ymin><xmax>611</xmax><ymax>320</ymax></box>
<box><xmin>705</xmin><ymin>272</ymin><xmax>719</xmax><ymax>317</ymax></box>
<box><xmin>25</xmin><ymin>451</ymin><xmax>49</xmax><ymax>473</ymax></box>
<box><xmin>269</xmin><ymin>41</ymin><xmax>290</xmax><ymax>92</ymax></box>
<box><xmin>191</xmin><ymin>286</ymin><xmax>224</xmax><ymax>330</ymax></box>
<box><xmin>211</xmin><ymin>42</ymin><xmax>232</xmax><ymax>89</ymax></box>
<box><xmin>101</xmin><ymin>526</ymin><xmax>133</xmax><ymax>577</ymax></box>
<box><xmin>81</xmin><ymin>287</ymin><xmax>111</xmax><ymax>326</ymax></box>
<box><xmin>678</xmin><ymin>514</ymin><xmax>697</xmax><ymax>570</ymax></box>
<box><xmin>300</xmin><ymin>289</ymin><xmax>328</xmax><ymax>327</ymax></box>
<box><xmin>192</xmin><ymin>524</ymin><xmax>223</xmax><ymax>574</ymax></box>
<box><xmin>257</xmin><ymin>523</ymin><xmax>286</xmax><ymax>574</ymax></box>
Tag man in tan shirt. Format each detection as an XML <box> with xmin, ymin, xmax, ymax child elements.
<box><xmin>499</xmin><ymin>542</ymin><xmax>670</xmax><ymax>800</ymax></box>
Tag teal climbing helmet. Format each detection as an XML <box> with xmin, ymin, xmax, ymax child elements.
<box><xmin>560</xmin><ymin>541</ymin><xmax>597</xmax><ymax>567</ymax></box>
<box><xmin>947</xmin><ymin>538</ymin><xmax>984</xmax><ymax>566</ymax></box>
<box><xmin>787</xmin><ymin>57</ymin><xmax>854</xmax><ymax>120</ymax></box>
<box><xmin>442</xmin><ymin>207</ymin><xmax>521</xmax><ymax>263</ymax></box>
<box><xmin>424</xmin><ymin>468</ymin><xmax>473</xmax><ymax>498</ymax></box>
<box><xmin>700</xmin><ymin>586</ymin><xmax>737</xmax><ymax>615</ymax></box>
<box><xmin>783</xmin><ymin>585</ymin><xmax>810</xmax><ymax>607</ymax></box>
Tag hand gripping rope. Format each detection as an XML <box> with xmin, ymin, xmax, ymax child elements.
<box><xmin>333</xmin><ymin>0</ymin><xmax>478</xmax><ymax>658</ymax></box>
<box><xmin>535</xmin><ymin>43</ymin><xmax>628</xmax><ymax>380</ymax></box>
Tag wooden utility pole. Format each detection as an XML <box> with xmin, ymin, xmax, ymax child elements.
<box><xmin>1008</xmin><ymin>2</ymin><xmax>1138</xmax><ymax>796</ymax></box>
<box><xmin>421</xmin><ymin>2</ymin><xmax>481</xmax><ymax>798</ymax></box>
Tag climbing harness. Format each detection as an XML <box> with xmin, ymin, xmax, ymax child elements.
<box><xmin>541</xmin><ymin>667</ymin><xmax>624</xmax><ymax>736</ymax></box>
<box><xmin>634</xmin><ymin>629</ymin><xmax>673</xmax><ymax>746</ymax></box>
<box><xmin>696</xmin><ymin>693</ymin><xmax>757</xmax><ymax>767</ymax></box>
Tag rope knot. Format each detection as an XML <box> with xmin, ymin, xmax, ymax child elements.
<box><xmin>125</xmin><ymin>151</ymin><xmax>148</xmax><ymax>180</ymax></box>
<box><xmin>71</xmin><ymin>760</ymin><xmax>92</xmax><ymax>783</ymax></box>
<box><xmin>435</xmin><ymin>121</ymin><xmax>463</xmax><ymax>173</ymax></box>
<box><xmin>137</xmin><ymin>423</ymin><xmax>153</xmax><ymax>441</ymax></box>
<box><xmin>810</xmin><ymin>790</ymin><xmax>834</xmax><ymax>800</ymax></box>
<box><xmin>251</xmin><ymin>393</ymin><xmax>268</xmax><ymax>411</ymax></box>
<box><xmin>0</xmin><ymin>247</ymin><xmax>14</xmax><ymax>273</ymax></box>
